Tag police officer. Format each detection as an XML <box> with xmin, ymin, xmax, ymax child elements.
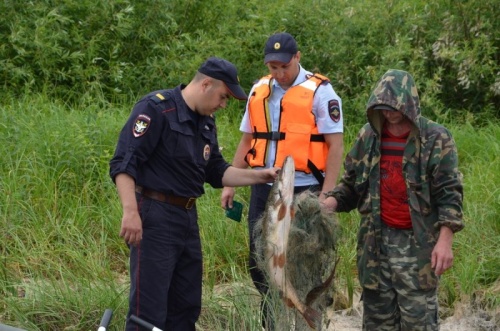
<box><xmin>109</xmin><ymin>57</ymin><xmax>279</xmax><ymax>331</ymax></box>
<box><xmin>220</xmin><ymin>33</ymin><xmax>344</xmax><ymax>330</ymax></box>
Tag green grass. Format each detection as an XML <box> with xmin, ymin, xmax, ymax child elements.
<box><xmin>1</xmin><ymin>0</ymin><xmax>499</xmax><ymax>328</ymax></box>
<box><xmin>0</xmin><ymin>94</ymin><xmax>499</xmax><ymax>330</ymax></box>
<box><xmin>439</xmin><ymin>123</ymin><xmax>500</xmax><ymax>308</ymax></box>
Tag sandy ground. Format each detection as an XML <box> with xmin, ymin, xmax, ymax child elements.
<box><xmin>214</xmin><ymin>283</ymin><xmax>500</xmax><ymax>331</ymax></box>
<box><xmin>324</xmin><ymin>299</ymin><xmax>499</xmax><ymax>331</ymax></box>
<box><xmin>212</xmin><ymin>283</ymin><xmax>499</xmax><ymax>331</ymax></box>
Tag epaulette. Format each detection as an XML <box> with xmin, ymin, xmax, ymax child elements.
<box><xmin>150</xmin><ymin>90</ymin><xmax>170</xmax><ymax>104</ymax></box>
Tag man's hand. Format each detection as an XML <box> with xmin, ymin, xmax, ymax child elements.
<box><xmin>221</xmin><ymin>186</ymin><xmax>236</xmax><ymax>209</ymax></box>
<box><xmin>115</xmin><ymin>173</ymin><xmax>142</xmax><ymax>246</ymax></box>
<box><xmin>120</xmin><ymin>210</ymin><xmax>143</xmax><ymax>246</ymax></box>
<box><xmin>261</xmin><ymin>167</ymin><xmax>280</xmax><ymax>183</ymax></box>
<box><xmin>320</xmin><ymin>194</ymin><xmax>338</xmax><ymax>214</ymax></box>
<box><xmin>431</xmin><ymin>226</ymin><xmax>454</xmax><ymax>276</ymax></box>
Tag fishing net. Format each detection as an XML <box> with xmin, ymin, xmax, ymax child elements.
<box><xmin>253</xmin><ymin>190</ymin><xmax>339</xmax><ymax>330</ymax></box>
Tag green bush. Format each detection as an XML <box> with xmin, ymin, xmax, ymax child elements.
<box><xmin>1</xmin><ymin>0</ymin><xmax>498</xmax><ymax>125</ymax></box>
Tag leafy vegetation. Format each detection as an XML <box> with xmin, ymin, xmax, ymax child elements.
<box><xmin>1</xmin><ymin>0</ymin><xmax>499</xmax><ymax>124</ymax></box>
<box><xmin>0</xmin><ymin>0</ymin><xmax>499</xmax><ymax>330</ymax></box>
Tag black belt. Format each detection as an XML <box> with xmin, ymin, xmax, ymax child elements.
<box><xmin>135</xmin><ymin>186</ymin><xmax>196</xmax><ymax>210</ymax></box>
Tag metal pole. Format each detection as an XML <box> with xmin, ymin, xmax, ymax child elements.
<box><xmin>129</xmin><ymin>314</ymin><xmax>163</xmax><ymax>331</ymax></box>
<box><xmin>97</xmin><ymin>308</ymin><xmax>113</xmax><ymax>331</ymax></box>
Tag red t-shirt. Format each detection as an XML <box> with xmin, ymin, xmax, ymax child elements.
<box><xmin>380</xmin><ymin>127</ymin><xmax>412</xmax><ymax>229</ymax></box>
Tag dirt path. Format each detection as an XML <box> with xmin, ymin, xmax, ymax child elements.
<box><xmin>325</xmin><ymin>301</ymin><xmax>499</xmax><ymax>331</ymax></box>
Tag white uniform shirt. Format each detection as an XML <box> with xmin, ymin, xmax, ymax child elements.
<box><xmin>239</xmin><ymin>65</ymin><xmax>343</xmax><ymax>186</ymax></box>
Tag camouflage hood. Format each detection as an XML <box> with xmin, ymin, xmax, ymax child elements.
<box><xmin>366</xmin><ymin>69</ymin><xmax>421</xmax><ymax>136</ymax></box>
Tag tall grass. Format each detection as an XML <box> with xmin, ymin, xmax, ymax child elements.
<box><xmin>439</xmin><ymin>122</ymin><xmax>500</xmax><ymax>312</ymax></box>
<box><xmin>1</xmin><ymin>94</ymin><xmax>499</xmax><ymax>330</ymax></box>
<box><xmin>0</xmin><ymin>95</ymin><xmax>129</xmax><ymax>330</ymax></box>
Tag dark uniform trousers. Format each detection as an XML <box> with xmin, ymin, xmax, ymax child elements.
<box><xmin>125</xmin><ymin>194</ymin><xmax>201</xmax><ymax>331</ymax></box>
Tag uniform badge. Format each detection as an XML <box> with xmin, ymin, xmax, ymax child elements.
<box><xmin>133</xmin><ymin>114</ymin><xmax>151</xmax><ymax>138</ymax></box>
<box><xmin>203</xmin><ymin>144</ymin><xmax>211</xmax><ymax>160</ymax></box>
<box><xmin>328</xmin><ymin>100</ymin><xmax>341</xmax><ymax>123</ymax></box>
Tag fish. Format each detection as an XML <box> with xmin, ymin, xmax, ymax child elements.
<box><xmin>262</xmin><ymin>155</ymin><xmax>322</xmax><ymax>329</ymax></box>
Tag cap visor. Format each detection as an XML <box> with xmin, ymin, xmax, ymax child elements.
<box><xmin>225</xmin><ymin>83</ymin><xmax>247</xmax><ymax>100</ymax></box>
<box><xmin>264</xmin><ymin>53</ymin><xmax>293</xmax><ymax>64</ymax></box>
<box><xmin>374</xmin><ymin>105</ymin><xmax>397</xmax><ymax>111</ymax></box>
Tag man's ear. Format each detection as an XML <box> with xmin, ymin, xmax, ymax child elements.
<box><xmin>295</xmin><ymin>50</ymin><xmax>301</xmax><ymax>62</ymax></box>
<box><xmin>201</xmin><ymin>77</ymin><xmax>212</xmax><ymax>92</ymax></box>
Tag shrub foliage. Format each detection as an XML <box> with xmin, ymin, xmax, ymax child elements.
<box><xmin>0</xmin><ymin>0</ymin><xmax>499</xmax><ymax>124</ymax></box>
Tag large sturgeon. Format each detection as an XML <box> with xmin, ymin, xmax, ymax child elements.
<box><xmin>262</xmin><ymin>155</ymin><xmax>321</xmax><ymax>329</ymax></box>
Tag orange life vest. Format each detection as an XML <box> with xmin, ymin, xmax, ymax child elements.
<box><xmin>245</xmin><ymin>73</ymin><xmax>329</xmax><ymax>175</ymax></box>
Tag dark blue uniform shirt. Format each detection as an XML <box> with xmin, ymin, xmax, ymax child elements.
<box><xmin>109</xmin><ymin>85</ymin><xmax>231</xmax><ymax>198</ymax></box>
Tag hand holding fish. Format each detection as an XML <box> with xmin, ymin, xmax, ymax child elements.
<box><xmin>318</xmin><ymin>190</ymin><xmax>337</xmax><ymax>213</ymax></box>
<box><xmin>261</xmin><ymin>166</ymin><xmax>281</xmax><ymax>183</ymax></box>
<box><xmin>320</xmin><ymin>195</ymin><xmax>338</xmax><ymax>214</ymax></box>
<box><xmin>221</xmin><ymin>166</ymin><xmax>280</xmax><ymax>187</ymax></box>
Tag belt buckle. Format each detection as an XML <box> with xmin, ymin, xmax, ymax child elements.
<box><xmin>185</xmin><ymin>197</ymin><xmax>196</xmax><ymax>209</ymax></box>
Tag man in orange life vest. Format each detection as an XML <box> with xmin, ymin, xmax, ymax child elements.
<box><xmin>220</xmin><ymin>32</ymin><xmax>344</xmax><ymax>329</ymax></box>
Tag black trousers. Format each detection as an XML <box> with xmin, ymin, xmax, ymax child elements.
<box><xmin>125</xmin><ymin>195</ymin><xmax>201</xmax><ymax>331</ymax></box>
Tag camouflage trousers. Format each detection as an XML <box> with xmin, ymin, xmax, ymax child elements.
<box><xmin>362</xmin><ymin>224</ymin><xmax>439</xmax><ymax>331</ymax></box>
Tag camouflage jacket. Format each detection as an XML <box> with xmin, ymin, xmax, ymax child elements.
<box><xmin>332</xmin><ymin>69</ymin><xmax>464</xmax><ymax>290</ymax></box>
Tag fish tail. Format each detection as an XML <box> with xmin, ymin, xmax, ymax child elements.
<box><xmin>305</xmin><ymin>257</ymin><xmax>340</xmax><ymax>306</ymax></box>
<box><xmin>302</xmin><ymin>306</ymin><xmax>321</xmax><ymax>330</ymax></box>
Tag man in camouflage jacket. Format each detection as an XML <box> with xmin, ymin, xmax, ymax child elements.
<box><xmin>327</xmin><ymin>69</ymin><xmax>464</xmax><ymax>330</ymax></box>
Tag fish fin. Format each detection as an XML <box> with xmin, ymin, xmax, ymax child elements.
<box><xmin>302</xmin><ymin>306</ymin><xmax>322</xmax><ymax>330</ymax></box>
<box><xmin>277</xmin><ymin>202</ymin><xmax>288</xmax><ymax>220</ymax></box>
<box><xmin>305</xmin><ymin>257</ymin><xmax>340</xmax><ymax>306</ymax></box>
<box><xmin>273</xmin><ymin>253</ymin><xmax>286</xmax><ymax>268</ymax></box>
<box><xmin>283</xmin><ymin>297</ymin><xmax>295</xmax><ymax>308</ymax></box>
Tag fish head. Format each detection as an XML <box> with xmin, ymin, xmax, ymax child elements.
<box><xmin>268</xmin><ymin>155</ymin><xmax>295</xmax><ymax>207</ymax></box>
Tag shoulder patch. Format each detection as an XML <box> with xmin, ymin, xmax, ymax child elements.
<box><xmin>328</xmin><ymin>100</ymin><xmax>341</xmax><ymax>123</ymax></box>
<box><xmin>151</xmin><ymin>91</ymin><xmax>169</xmax><ymax>104</ymax></box>
<box><xmin>133</xmin><ymin>114</ymin><xmax>151</xmax><ymax>137</ymax></box>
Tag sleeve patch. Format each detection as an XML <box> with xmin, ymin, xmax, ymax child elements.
<box><xmin>133</xmin><ymin>114</ymin><xmax>151</xmax><ymax>137</ymax></box>
<box><xmin>328</xmin><ymin>100</ymin><xmax>341</xmax><ymax>123</ymax></box>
